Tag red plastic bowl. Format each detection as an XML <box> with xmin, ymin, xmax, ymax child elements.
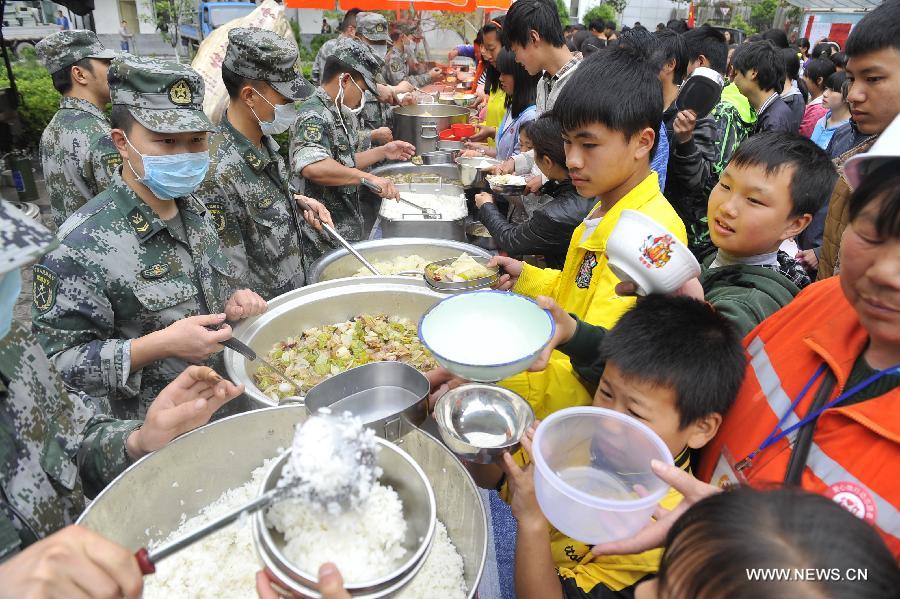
<box><xmin>451</xmin><ymin>123</ymin><xmax>476</xmax><ymax>138</ymax></box>
<box><xmin>439</xmin><ymin>129</ymin><xmax>459</xmax><ymax>141</ymax></box>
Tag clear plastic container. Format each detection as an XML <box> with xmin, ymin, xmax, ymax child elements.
<box><xmin>532</xmin><ymin>407</ymin><xmax>674</xmax><ymax>544</ymax></box>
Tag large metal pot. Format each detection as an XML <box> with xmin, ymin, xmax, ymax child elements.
<box><xmin>77</xmin><ymin>406</ymin><xmax>487</xmax><ymax>599</ymax></box>
<box><xmin>308</xmin><ymin>238</ymin><xmax>493</xmax><ymax>283</ymax></box>
<box><xmin>225</xmin><ymin>277</ymin><xmax>444</xmax><ymax>407</ymax></box>
<box><xmin>393</xmin><ymin>104</ymin><xmax>469</xmax><ymax>154</ymax></box>
<box><xmin>456</xmin><ymin>156</ymin><xmax>500</xmax><ymax>190</ymax></box>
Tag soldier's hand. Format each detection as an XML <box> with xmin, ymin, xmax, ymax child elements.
<box><xmin>225</xmin><ymin>290</ymin><xmax>268</xmax><ymax>321</ymax></box>
<box><xmin>296</xmin><ymin>195</ymin><xmax>334</xmax><ymax>231</ymax></box>
<box><xmin>382</xmin><ymin>141</ymin><xmax>416</xmax><ymax>162</ymax></box>
<box><xmin>163</xmin><ymin>313</ymin><xmax>234</xmax><ymax>362</ymax></box>
<box><xmin>128</xmin><ymin>366</ymin><xmax>244</xmax><ymax>459</ymax></box>
<box><xmin>0</xmin><ymin>525</ymin><xmax>143</xmax><ymax>599</ymax></box>
<box><xmin>368</xmin><ymin>176</ymin><xmax>400</xmax><ymax>201</ymax></box>
<box><xmin>371</xmin><ymin>127</ymin><xmax>393</xmax><ymax>145</ymax></box>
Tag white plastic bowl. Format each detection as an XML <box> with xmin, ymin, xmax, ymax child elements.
<box><xmin>606</xmin><ymin>210</ymin><xmax>701</xmax><ymax>295</ymax></box>
<box><xmin>532</xmin><ymin>407</ymin><xmax>674</xmax><ymax>544</ymax></box>
<box><xmin>418</xmin><ymin>291</ymin><xmax>554</xmax><ymax>382</ymax></box>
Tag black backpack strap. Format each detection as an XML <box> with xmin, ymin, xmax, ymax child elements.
<box><xmin>784</xmin><ymin>369</ymin><xmax>837</xmax><ymax>486</ymax></box>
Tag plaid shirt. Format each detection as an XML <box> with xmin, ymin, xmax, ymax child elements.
<box><xmin>536</xmin><ymin>52</ymin><xmax>582</xmax><ymax>115</ymax></box>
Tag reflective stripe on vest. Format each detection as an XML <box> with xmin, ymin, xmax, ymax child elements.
<box><xmin>747</xmin><ymin>336</ymin><xmax>900</xmax><ymax>537</ymax></box>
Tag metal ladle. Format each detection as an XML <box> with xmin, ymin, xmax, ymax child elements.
<box><xmin>294</xmin><ymin>195</ymin><xmax>380</xmax><ymax>276</ymax></box>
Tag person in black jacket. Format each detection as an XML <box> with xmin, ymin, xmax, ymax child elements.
<box><xmin>473</xmin><ymin>114</ymin><xmax>593</xmax><ymax>269</ymax></box>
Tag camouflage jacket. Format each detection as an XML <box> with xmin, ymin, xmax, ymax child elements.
<box><xmin>195</xmin><ymin>115</ymin><xmax>305</xmax><ymax>300</ymax></box>
<box><xmin>39</xmin><ymin>97</ymin><xmax>121</xmax><ymax>229</ymax></box>
<box><xmin>382</xmin><ymin>47</ymin><xmax>431</xmax><ymax>88</ymax></box>
<box><xmin>31</xmin><ymin>175</ymin><xmax>237</xmax><ymax>419</ymax></box>
<box><xmin>0</xmin><ymin>322</ymin><xmax>140</xmax><ymax>557</ymax></box>
<box><xmin>311</xmin><ymin>37</ymin><xmax>341</xmax><ymax>84</ymax></box>
<box><xmin>290</xmin><ymin>87</ymin><xmax>365</xmax><ymax>261</ymax></box>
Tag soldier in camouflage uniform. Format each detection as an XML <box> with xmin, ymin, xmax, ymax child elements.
<box><xmin>290</xmin><ymin>41</ymin><xmax>415</xmax><ymax>259</ymax></box>
<box><xmin>37</xmin><ymin>30</ymin><xmax>124</xmax><ymax>229</ymax></box>
<box><xmin>0</xmin><ymin>200</ymin><xmax>242</xmax><ymax>582</ymax></box>
<box><xmin>194</xmin><ymin>28</ymin><xmax>332</xmax><ymax>300</ymax></box>
<box><xmin>31</xmin><ymin>55</ymin><xmax>267</xmax><ymax>420</ymax></box>
<box><xmin>351</xmin><ymin>13</ymin><xmax>398</xmax><ymax>155</ymax></box>
<box><xmin>311</xmin><ymin>8</ymin><xmax>360</xmax><ymax>84</ymax></box>
<box><xmin>383</xmin><ymin>30</ymin><xmax>440</xmax><ymax>88</ymax></box>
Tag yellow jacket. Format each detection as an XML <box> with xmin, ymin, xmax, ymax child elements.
<box><xmin>499</xmin><ymin>173</ymin><xmax>686</xmax><ymax>419</ymax></box>
<box><xmin>483</xmin><ymin>89</ymin><xmax>507</xmax><ymax>148</ymax></box>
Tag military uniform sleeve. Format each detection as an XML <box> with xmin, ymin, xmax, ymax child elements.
<box><xmin>84</xmin><ymin>136</ymin><xmax>123</xmax><ymax>197</ymax></box>
<box><xmin>290</xmin><ymin>112</ymin><xmax>333</xmax><ymax>174</ymax></box>
<box><xmin>408</xmin><ymin>72</ymin><xmax>433</xmax><ymax>88</ymax></box>
<box><xmin>78</xmin><ymin>408</ymin><xmax>141</xmax><ymax>495</ymax></box>
<box><xmin>31</xmin><ymin>250</ymin><xmax>143</xmax><ymax>400</ymax></box>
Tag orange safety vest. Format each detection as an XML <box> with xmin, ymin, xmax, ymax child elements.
<box><xmin>697</xmin><ymin>277</ymin><xmax>900</xmax><ymax>558</ymax></box>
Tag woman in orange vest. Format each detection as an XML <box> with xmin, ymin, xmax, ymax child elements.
<box><xmin>586</xmin><ymin>126</ymin><xmax>900</xmax><ymax>560</ymax></box>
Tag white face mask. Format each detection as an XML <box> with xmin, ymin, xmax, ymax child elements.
<box><xmin>336</xmin><ymin>74</ymin><xmax>366</xmax><ymax>115</ymax></box>
<box><xmin>369</xmin><ymin>43</ymin><xmax>388</xmax><ymax>60</ymax></box>
<box><xmin>250</xmin><ymin>89</ymin><xmax>297</xmax><ymax>136</ymax></box>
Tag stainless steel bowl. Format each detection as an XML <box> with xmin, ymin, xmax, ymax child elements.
<box><xmin>255</xmin><ymin>438</ymin><xmax>436</xmax><ymax>597</ymax></box>
<box><xmin>226</xmin><ymin>278</ymin><xmax>445</xmax><ymax>407</ymax></box>
<box><xmin>456</xmin><ymin>156</ymin><xmax>500</xmax><ymax>189</ymax></box>
<box><xmin>304</xmin><ymin>361</ymin><xmax>429</xmax><ymax>440</ymax></box>
<box><xmin>421</xmin><ymin>151</ymin><xmax>454</xmax><ymax>165</ymax></box>
<box><xmin>77</xmin><ymin>406</ymin><xmax>487</xmax><ymax>598</ymax></box>
<box><xmin>308</xmin><ymin>238</ymin><xmax>493</xmax><ymax>284</ymax></box>
<box><xmin>434</xmin><ymin>384</ymin><xmax>535</xmax><ymax>464</ymax></box>
<box><xmin>424</xmin><ymin>256</ymin><xmax>500</xmax><ymax>294</ymax></box>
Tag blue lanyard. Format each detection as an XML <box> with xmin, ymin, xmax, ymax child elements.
<box><xmin>736</xmin><ymin>363</ymin><xmax>900</xmax><ymax>471</ymax></box>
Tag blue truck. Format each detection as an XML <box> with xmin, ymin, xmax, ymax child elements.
<box><xmin>179</xmin><ymin>1</ymin><xmax>257</xmax><ymax>50</ymax></box>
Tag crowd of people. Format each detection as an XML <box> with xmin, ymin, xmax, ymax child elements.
<box><xmin>0</xmin><ymin>0</ymin><xmax>898</xmax><ymax>596</ymax></box>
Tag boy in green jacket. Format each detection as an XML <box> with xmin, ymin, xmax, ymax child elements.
<box><xmin>700</xmin><ymin>131</ymin><xmax>837</xmax><ymax>337</ymax></box>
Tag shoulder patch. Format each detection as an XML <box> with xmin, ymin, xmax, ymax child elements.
<box><xmin>141</xmin><ymin>263</ymin><xmax>170</xmax><ymax>280</ymax></box>
<box><xmin>243</xmin><ymin>149</ymin><xmax>264</xmax><ymax>171</ymax></box>
<box><xmin>206</xmin><ymin>201</ymin><xmax>227</xmax><ymax>235</ymax></box>
<box><xmin>103</xmin><ymin>153</ymin><xmax>123</xmax><ymax>173</ymax></box>
<box><xmin>256</xmin><ymin>197</ymin><xmax>274</xmax><ymax>210</ymax></box>
<box><xmin>127</xmin><ymin>207</ymin><xmax>152</xmax><ymax>236</ymax></box>
<box><xmin>303</xmin><ymin>123</ymin><xmax>323</xmax><ymax>143</ymax></box>
<box><xmin>32</xmin><ymin>265</ymin><xmax>59</xmax><ymax>314</ymax></box>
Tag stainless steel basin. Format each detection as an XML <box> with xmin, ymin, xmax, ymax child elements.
<box><xmin>308</xmin><ymin>238</ymin><xmax>493</xmax><ymax>284</ymax></box>
<box><xmin>224</xmin><ymin>277</ymin><xmax>445</xmax><ymax>407</ymax></box>
<box><xmin>77</xmin><ymin>406</ymin><xmax>487</xmax><ymax>598</ymax></box>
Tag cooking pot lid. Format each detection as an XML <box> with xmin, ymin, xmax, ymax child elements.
<box><xmin>675</xmin><ymin>67</ymin><xmax>725</xmax><ymax>119</ymax></box>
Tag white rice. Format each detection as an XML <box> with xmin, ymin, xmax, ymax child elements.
<box><xmin>266</xmin><ymin>482</ymin><xmax>407</xmax><ymax>584</ymax></box>
<box><xmin>142</xmin><ymin>462</ymin><xmax>468</xmax><ymax>598</ymax></box>
<box><xmin>380</xmin><ymin>192</ymin><xmax>468</xmax><ymax>221</ymax></box>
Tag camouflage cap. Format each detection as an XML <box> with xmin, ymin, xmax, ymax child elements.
<box><xmin>333</xmin><ymin>38</ymin><xmax>383</xmax><ymax>93</ymax></box>
<box><xmin>0</xmin><ymin>201</ymin><xmax>57</xmax><ymax>274</ymax></box>
<box><xmin>109</xmin><ymin>55</ymin><xmax>214</xmax><ymax>134</ymax></box>
<box><xmin>224</xmin><ymin>27</ymin><xmax>313</xmax><ymax>101</ymax></box>
<box><xmin>36</xmin><ymin>29</ymin><xmax>118</xmax><ymax>75</ymax></box>
<box><xmin>356</xmin><ymin>12</ymin><xmax>390</xmax><ymax>43</ymax></box>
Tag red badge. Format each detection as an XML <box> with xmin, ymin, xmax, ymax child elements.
<box><xmin>826</xmin><ymin>481</ymin><xmax>877</xmax><ymax>524</ymax></box>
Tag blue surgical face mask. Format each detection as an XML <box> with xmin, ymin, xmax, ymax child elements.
<box><xmin>0</xmin><ymin>268</ymin><xmax>22</xmax><ymax>341</ymax></box>
<box><xmin>124</xmin><ymin>133</ymin><xmax>210</xmax><ymax>200</ymax></box>
<box><xmin>251</xmin><ymin>89</ymin><xmax>297</xmax><ymax>136</ymax></box>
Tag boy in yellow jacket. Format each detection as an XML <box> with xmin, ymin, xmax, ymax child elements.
<box><xmin>492</xmin><ymin>46</ymin><xmax>687</xmax><ymax>418</ymax></box>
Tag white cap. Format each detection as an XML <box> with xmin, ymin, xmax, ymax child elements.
<box><xmin>844</xmin><ymin>114</ymin><xmax>900</xmax><ymax>190</ymax></box>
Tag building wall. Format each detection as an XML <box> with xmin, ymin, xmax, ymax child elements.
<box><xmin>93</xmin><ymin>0</ymin><xmax>121</xmax><ymax>34</ymax></box>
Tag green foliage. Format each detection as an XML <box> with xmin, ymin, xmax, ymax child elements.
<box><xmin>605</xmin><ymin>0</ymin><xmax>627</xmax><ymax>14</ymax></box>
<box><xmin>0</xmin><ymin>55</ymin><xmax>61</xmax><ymax>151</ymax></box>
<box><xmin>729</xmin><ymin>13</ymin><xmax>755</xmax><ymax>35</ymax></box>
<box><xmin>555</xmin><ymin>0</ymin><xmax>570</xmax><ymax>26</ymax></box>
<box><xmin>582</xmin><ymin>4</ymin><xmax>616</xmax><ymax>27</ymax></box>
<box><xmin>432</xmin><ymin>13</ymin><xmax>468</xmax><ymax>41</ymax></box>
<box><xmin>749</xmin><ymin>0</ymin><xmax>778</xmax><ymax>33</ymax></box>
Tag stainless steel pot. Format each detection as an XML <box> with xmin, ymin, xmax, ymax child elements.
<box><xmin>380</xmin><ymin>182</ymin><xmax>468</xmax><ymax>242</ymax></box>
<box><xmin>421</xmin><ymin>151</ymin><xmax>454</xmax><ymax>165</ymax></box>
<box><xmin>465</xmin><ymin>221</ymin><xmax>498</xmax><ymax>251</ymax></box>
<box><xmin>77</xmin><ymin>406</ymin><xmax>487</xmax><ymax>599</ymax></box>
<box><xmin>393</xmin><ymin>104</ymin><xmax>469</xmax><ymax>154</ymax></box>
<box><xmin>225</xmin><ymin>278</ymin><xmax>445</xmax><ymax>407</ymax></box>
<box><xmin>308</xmin><ymin>238</ymin><xmax>493</xmax><ymax>283</ymax></box>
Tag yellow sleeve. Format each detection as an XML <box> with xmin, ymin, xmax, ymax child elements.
<box><xmin>513</xmin><ymin>262</ymin><xmax>563</xmax><ymax>300</ymax></box>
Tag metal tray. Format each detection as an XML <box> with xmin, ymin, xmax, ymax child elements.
<box><xmin>424</xmin><ymin>256</ymin><xmax>500</xmax><ymax>293</ymax></box>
